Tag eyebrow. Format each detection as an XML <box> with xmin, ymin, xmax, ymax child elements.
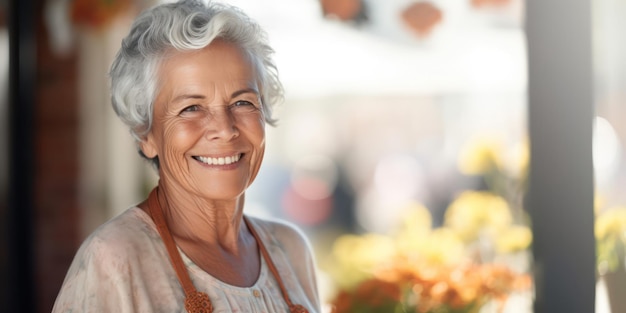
<box><xmin>172</xmin><ymin>94</ymin><xmax>205</xmax><ymax>103</ymax></box>
<box><xmin>231</xmin><ymin>88</ymin><xmax>260</xmax><ymax>98</ymax></box>
<box><xmin>171</xmin><ymin>88</ymin><xmax>260</xmax><ymax>104</ymax></box>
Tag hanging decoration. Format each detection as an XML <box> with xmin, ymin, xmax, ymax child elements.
<box><xmin>70</xmin><ymin>0</ymin><xmax>132</xmax><ymax>29</ymax></box>
<box><xmin>319</xmin><ymin>0</ymin><xmax>367</xmax><ymax>24</ymax></box>
<box><xmin>471</xmin><ymin>0</ymin><xmax>513</xmax><ymax>9</ymax></box>
<box><xmin>401</xmin><ymin>2</ymin><xmax>443</xmax><ymax>38</ymax></box>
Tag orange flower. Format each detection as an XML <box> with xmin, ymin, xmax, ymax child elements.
<box><xmin>354</xmin><ymin>278</ymin><xmax>402</xmax><ymax>306</ymax></box>
<box><xmin>330</xmin><ymin>241</ymin><xmax>532</xmax><ymax>313</ymax></box>
<box><xmin>330</xmin><ymin>278</ymin><xmax>403</xmax><ymax>313</ymax></box>
<box><xmin>330</xmin><ymin>291</ymin><xmax>354</xmax><ymax>313</ymax></box>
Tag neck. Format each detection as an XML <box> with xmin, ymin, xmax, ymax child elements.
<box><xmin>156</xmin><ymin>180</ymin><xmax>248</xmax><ymax>254</ymax></box>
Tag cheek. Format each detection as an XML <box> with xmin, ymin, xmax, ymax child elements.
<box><xmin>162</xmin><ymin>119</ymin><xmax>205</xmax><ymax>154</ymax></box>
<box><xmin>249</xmin><ymin>123</ymin><xmax>266</xmax><ymax>153</ymax></box>
<box><xmin>246</xmin><ymin>117</ymin><xmax>266</xmax><ymax>169</ymax></box>
<box><xmin>238</xmin><ymin>113</ymin><xmax>266</xmax><ymax>140</ymax></box>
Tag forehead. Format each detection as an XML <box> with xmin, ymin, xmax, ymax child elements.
<box><xmin>158</xmin><ymin>40</ymin><xmax>257</xmax><ymax>86</ymax></box>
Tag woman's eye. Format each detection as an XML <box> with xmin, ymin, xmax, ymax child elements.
<box><xmin>181</xmin><ymin>105</ymin><xmax>200</xmax><ymax>113</ymax></box>
<box><xmin>232</xmin><ymin>100</ymin><xmax>259</xmax><ymax>112</ymax></box>
<box><xmin>234</xmin><ymin>100</ymin><xmax>254</xmax><ymax>107</ymax></box>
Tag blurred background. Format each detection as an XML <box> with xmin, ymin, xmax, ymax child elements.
<box><xmin>2</xmin><ymin>0</ymin><xmax>625</xmax><ymax>312</ymax></box>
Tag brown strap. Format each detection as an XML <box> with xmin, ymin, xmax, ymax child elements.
<box><xmin>147</xmin><ymin>188</ymin><xmax>198</xmax><ymax>297</ymax></box>
<box><xmin>148</xmin><ymin>188</ymin><xmax>213</xmax><ymax>313</ymax></box>
<box><xmin>147</xmin><ymin>186</ymin><xmax>308</xmax><ymax>313</ymax></box>
<box><xmin>243</xmin><ymin>216</ymin><xmax>296</xmax><ymax>307</ymax></box>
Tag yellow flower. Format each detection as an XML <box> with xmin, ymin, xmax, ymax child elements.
<box><xmin>595</xmin><ymin>207</ymin><xmax>626</xmax><ymax>240</ymax></box>
<box><xmin>506</xmin><ymin>139</ymin><xmax>529</xmax><ymax>178</ymax></box>
<box><xmin>420</xmin><ymin>228</ymin><xmax>465</xmax><ymax>265</ymax></box>
<box><xmin>495</xmin><ymin>226</ymin><xmax>533</xmax><ymax>253</ymax></box>
<box><xmin>392</xmin><ymin>203</ymin><xmax>465</xmax><ymax>265</ymax></box>
<box><xmin>330</xmin><ymin>233</ymin><xmax>396</xmax><ymax>288</ymax></box>
<box><xmin>393</xmin><ymin>202</ymin><xmax>434</xmax><ymax>258</ymax></box>
<box><xmin>395</xmin><ymin>202</ymin><xmax>432</xmax><ymax>236</ymax></box>
<box><xmin>444</xmin><ymin>191</ymin><xmax>512</xmax><ymax>242</ymax></box>
<box><xmin>457</xmin><ymin>135</ymin><xmax>504</xmax><ymax>175</ymax></box>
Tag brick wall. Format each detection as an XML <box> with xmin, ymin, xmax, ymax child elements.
<box><xmin>34</xmin><ymin>5</ymin><xmax>80</xmax><ymax>312</ymax></box>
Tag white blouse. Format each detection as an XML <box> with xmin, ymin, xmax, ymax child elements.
<box><xmin>52</xmin><ymin>207</ymin><xmax>321</xmax><ymax>313</ymax></box>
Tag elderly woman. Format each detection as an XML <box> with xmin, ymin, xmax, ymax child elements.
<box><xmin>52</xmin><ymin>1</ymin><xmax>319</xmax><ymax>312</ymax></box>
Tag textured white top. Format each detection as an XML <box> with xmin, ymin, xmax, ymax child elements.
<box><xmin>52</xmin><ymin>207</ymin><xmax>320</xmax><ymax>313</ymax></box>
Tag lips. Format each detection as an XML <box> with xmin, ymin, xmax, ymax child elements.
<box><xmin>192</xmin><ymin>153</ymin><xmax>243</xmax><ymax>165</ymax></box>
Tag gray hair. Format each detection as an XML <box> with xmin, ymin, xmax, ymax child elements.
<box><xmin>109</xmin><ymin>0</ymin><xmax>283</xmax><ymax>166</ymax></box>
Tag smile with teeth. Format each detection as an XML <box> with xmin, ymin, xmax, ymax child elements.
<box><xmin>194</xmin><ymin>153</ymin><xmax>242</xmax><ymax>165</ymax></box>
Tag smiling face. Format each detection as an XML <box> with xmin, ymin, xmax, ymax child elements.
<box><xmin>141</xmin><ymin>40</ymin><xmax>266</xmax><ymax>201</ymax></box>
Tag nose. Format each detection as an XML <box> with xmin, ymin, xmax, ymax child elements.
<box><xmin>205</xmin><ymin>108</ymin><xmax>239</xmax><ymax>141</ymax></box>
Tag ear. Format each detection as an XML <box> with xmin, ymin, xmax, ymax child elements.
<box><xmin>139</xmin><ymin>133</ymin><xmax>158</xmax><ymax>159</ymax></box>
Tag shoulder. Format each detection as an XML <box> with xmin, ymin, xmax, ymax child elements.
<box><xmin>53</xmin><ymin>207</ymin><xmax>181</xmax><ymax>312</ymax></box>
<box><xmin>76</xmin><ymin>207</ymin><xmax>160</xmax><ymax>263</ymax></box>
<box><xmin>88</xmin><ymin>207</ymin><xmax>155</xmax><ymax>242</ymax></box>
<box><xmin>246</xmin><ymin>215</ymin><xmax>310</xmax><ymax>248</ymax></box>
<box><xmin>245</xmin><ymin>215</ymin><xmax>316</xmax><ymax>271</ymax></box>
<box><xmin>245</xmin><ymin>215</ymin><xmax>321</xmax><ymax>311</ymax></box>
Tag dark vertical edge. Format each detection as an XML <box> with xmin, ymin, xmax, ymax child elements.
<box><xmin>526</xmin><ymin>0</ymin><xmax>596</xmax><ymax>313</ymax></box>
<box><xmin>7</xmin><ymin>0</ymin><xmax>36</xmax><ymax>311</ymax></box>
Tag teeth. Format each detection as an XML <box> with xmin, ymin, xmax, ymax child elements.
<box><xmin>197</xmin><ymin>154</ymin><xmax>241</xmax><ymax>165</ymax></box>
